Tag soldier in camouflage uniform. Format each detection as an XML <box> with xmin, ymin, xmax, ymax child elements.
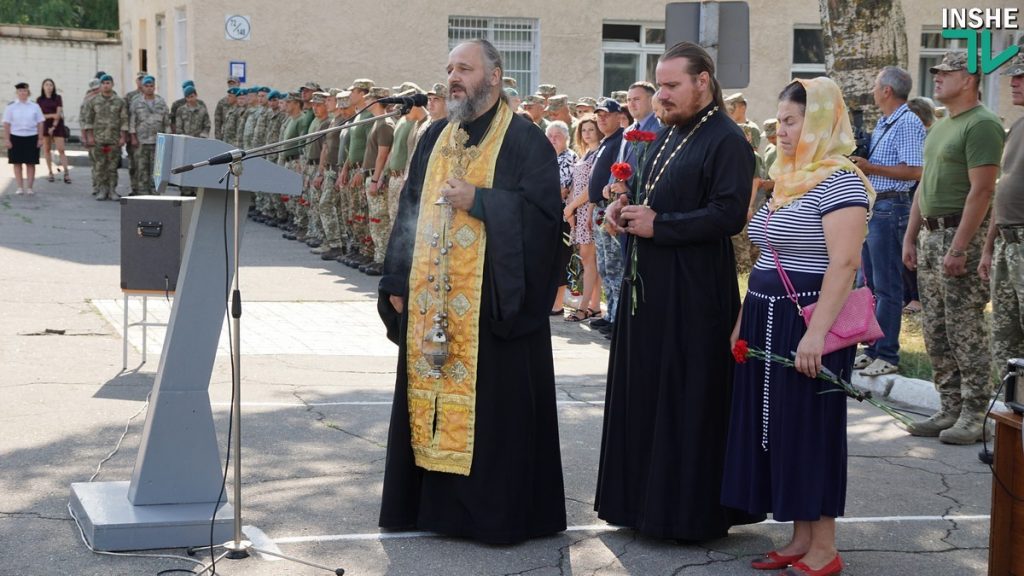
<box><xmin>251</xmin><ymin>89</ymin><xmax>279</xmax><ymax>221</ymax></box>
<box><xmin>129</xmin><ymin>75</ymin><xmax>170</xmax><ymax>195</ymax></box>
<box><xmin>123</xmin><ymin>71</ymin><xmax>146</xmax><ymax>195</ymax></box>
<box><xmin>339</xmin><ymin>79</ymin><xmax>375</xmax><ymax>268</ymax></box>
<box><xmin>576</xmin><ymin>96</ymin><xmax>597</xmax><ymax>116</ymax></box>
<box><xmin>331</xmin><ymin>91</ymin><xmax>357</xmax><ymax>258</ymax></box>
<box><xmin>174</xmin><ymin>85</ymin><xmax>211</xmax><ymax>138</ymax></box>
<box><xmin>535</xmin><ymin>83</ymin><xmax>556</xmax><ymax>106</ymax></box>
<box><xmin>258</xmin><ymin>91</ymin><xmax>287</xmax><ymax>224</ymax></box>
<box><xmin>278</xmin><ymin>92</ymin><xmax>306</xmax><ymax>241</ymax></box>
<box><xmin>242</xmin><ymin>86</ymin><xmax>269</xmax><ymax>150</ymax></box>
<box><xmin>80</xmin><ymin>74</ymin><xmax>128</xmax><ymax>201</ymax></box>
<box><xmin>981</xmin><ymin>52</ymin><xmax>1024</xmax><ymax>392</ymax></box>
<box><xmin>725</xmin><ymin>92</ymin><xmax>762</xmax><ymax>151</ymax></box>
<box><xmin>301</xmin><ymin>92</ymin><xmax>330</xmax><ymax>247</ymax></box>
<box><xmin>312</xmin><ymin>89</ymin><xmax>346</xmax><ymax>260</ymax></box>
<box><xmin>521</xmin><ymin>95</ymin><xmax>549</xmax><ymax>132</ymax></box>
<box><xmin>168</xmin><ymin>80</ymin><xmax>193</xmax><ymax>133</ymax></box>
<box><xmin>79</xmin><ymin>78</ymin><xmax>102</xmax><ymax>196</ymax></box>
<box><xmin>222</xmin><ymin>89</ymin><xmax>246</xmax><ymax>148</ymax></box>
<box><xmin>360</xmin><ymin>86</ymin><xmax>395</xmax><ymax>275</ymax></box>
<box><xmin>214</xmin><ymin>77</ymin><xmax>240</xmax><ymax>141</ymax></box>
<box><xmin>904</xmin><ymin>51</ymin><xmax>1007</xmax><ymax>444</ymax></box>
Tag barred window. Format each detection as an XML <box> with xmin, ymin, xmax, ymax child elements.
<box><xmin>448</xmin><ymin>16</ymin><xmax>540</xmax><ymax>95</ymax></box>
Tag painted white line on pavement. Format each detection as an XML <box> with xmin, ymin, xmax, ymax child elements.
<box><xmin>211</xmin><ymin>400</ymin><xmax>605</xmax><ymax>408</ymax></box>
<box><xmin>243</xmin><ymin>525</ymin><xmax>284</xmax><ymax>561</ymax></box>
<box><xmin>266</xmin><ymin>516</ymin><xmax>990</xmax><ymax>546</ymax></box>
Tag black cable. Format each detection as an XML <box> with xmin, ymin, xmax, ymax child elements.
<box><xmin>982</xmin><ymin>373</ymin><xmax>1024</xmax><ymax>502</ymax></box>
<box><xmin>157</xmin><ymin>570</ymin><xmax>198</xmax><ymax>575</ymax></box>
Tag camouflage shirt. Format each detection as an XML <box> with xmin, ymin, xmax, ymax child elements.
<box><xmin>80</xmin><ymin>93</ymin><xmax>128</xmax><ymax>144</ymax></box>
<box><xmin>214</xmin><ymin>96</ymin><xmax>231</xmax><ymax>141</ymax></box>
<box><xmin>129</xmin><ymin>95</ymin><xmax>170</xmax><ymax>145</ymax></box>
<box><xmin>242</xmin><ymin>105</ymin><xmax>265</xmax><ymax>150</ymax></box>
<box><xmin>175</xmin><ymin>101</ymin><xmax>211</xmax><ymax>138</ymax></box>
<box><xmin>168</xmin><ymin>97</ymin><xmax>186</xmax><ymax>132</ymax></box>
<box><xmin>222</xmin><ymin>106</ymin><xmax>244</xmax><ymax>147</ymax></box>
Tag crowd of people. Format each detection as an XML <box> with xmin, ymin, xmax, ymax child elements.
<box><xmin>5</xmin><ymin>36</ymin><xmax>1023</xmax><ymax>576</ymax></box>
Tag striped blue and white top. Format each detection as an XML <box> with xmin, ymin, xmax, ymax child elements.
<box><xmin>748</xmin><ymin>170</ymin><xmax>870</xmax><ymax>275</ymax></box>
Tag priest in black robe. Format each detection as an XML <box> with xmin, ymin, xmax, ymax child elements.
<box><xmin>595</xmin><ymin>41</ymin><xmax>766</xmax><ymax>540</ymax></box>
<box><xmin>377</xmin><ymin>39</ymin><xmax>566</xmax><ymax>544</ymax></box>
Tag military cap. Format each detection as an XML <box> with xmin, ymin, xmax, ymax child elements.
<box><xmin>335</xmin><ymin>90</ymin><xmax>352</xmax><ymax>107</ymax></box>
<box><xmin>576</xmin><ymin>96</ymin><xmax>598</xmax><ymax>109</ymax></box>
<box><xmin>762</xmin><ymin>118</ymin><xmax>778</xmax><ymax>137</ymax></box>
<box><xmin>930</xmin><ymin>51</ymin><xmax>972</xmax><ymax>73</ymax></box>
<box><xmin>398</xmin><ymin>81</ymin><xmax>424</xmax><ymax>94</ymax></box>
<box><xmin>348</xmin><ymin>78</ymin><xmax>374</xmax><ymax>91</ymax></box>
<box><xmin>136</xmin><ymin>71</ymin><xmax>148</xmax><ymax>79</ymax></box>
<box><xmin>610</xmin><ymin>90</ymin><xmax>628</xmax><ymax>104</ymax></box>
<box><xmin>183</xmin><ymin>85</ymin><xmax>197</xmax><ymax>97</ymax></box>
<box><xmin>227</xmin><ymin>76</ymin><xmax>241</xmax><ymax>84</ymax></box>
<box><xmin>88</xmin><ymin>78</ymin><xmax>101</xmax><ymax>90</ymax></box>
<box><xmin>257</xmin><ymin>85</ymin><xmax>271</xmax><ymax>93</ymax></box>
<box><xmin>522</xmin><ymin>94</ymin><xmax>545</xmax><ymax>107</ymax></box>
<box><xmin>328</xmin><ymin>87</ymin><xmax>343</xmax><ymax>97</ymax></box>
<box><xmin>1001</xmin><ymin>50</ymin><xmax>1024</xmax><ymax>77</ymax></box>
<box><xmin>302</xmin><ymin>81</ymin><xmax>322</xmax><ymax>91</ymax></box>
<box><xmin>182</xmin><ymin>80</ymin><xmax>195</xmax><ymax>89</ymax></box>
<box><xmin>268</xmin><ymin>90</ymin><xmax>283</xmax><ymax>101</ymax></box>
<box><xmin>285</xmin><ymin>91</ymin><xmax>302</xmax><ymax>102</ymax></box>
<box><xmin>99</xmin><ymin>74</ymin><xmax>113</xmax><ymax>83</ymax></box>
<box><xmin>545</xmin><ymin>94</ymin><xmax>569</xmax><ymax>111</ymax></box>
<box><xmin>568</xmin><ymin>102</ymin><xmax>578</xmax><ymax>116</ymax></box>
<box><xmin>310</xmin><ymin>91</ymin><xmax>329</xmax><ymax>104</ymax></box>
<box><xmin>367</xmin><ymin>86</ymin><xmax>391</xmax><ymax>100</ymax></box>
<box><xmin>502</xmin><ymin>76</ymin><xmax>518</xmax><ymax>88</ymax></box>
<box><xmin>427</xmin><ymin>82</ymin><xmax>448</xmax><ymax>98</ymax></box>
<box><xmin>724</xmin><ymin>92</ymin><xmax>747</xmax><ymax>105</ymax></box>
<box><xmin>504</xmin><ymin>87</ymin><xmax>519</xmax><ymax>99</ymax></box>
<box><xmin>595</xmin><ymin>98</ymin><xmax>623</xmax><ymax>114</ymax></box>
<box><xmin>535</xmin><ymin>84</ymin><xmax>557</xmax><ymax>97</ymax></box>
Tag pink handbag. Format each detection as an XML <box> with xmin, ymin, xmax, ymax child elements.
<box><xmin>764</xmin><ymin>212</ymin><xmax>884</xmax><ymax>355</ymax></box>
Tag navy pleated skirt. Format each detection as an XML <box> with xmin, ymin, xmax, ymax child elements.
<box><xmin>721</xmin><ymin>268</ymin><xmax>855</xmax><ymax>522</ymax></box>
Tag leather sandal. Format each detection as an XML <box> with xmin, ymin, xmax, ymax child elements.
<box><xmin>751</xmin><ymin>551</ymin><xmax>803</xmax><ymax>570</ymax></box>
<box><xmin>565</xmin><ymin>309</ymin><xmax>594</xmax><ymax>322</ymax></box>
<box><xmin>852</xmin><ymin>354</ymin><xmax>873</xmax><ymax>370</ymax></box>
<box><xmin>860</xmin><ymin>358</ymin><xmax>898</xmax><ymax>376</ymax></box>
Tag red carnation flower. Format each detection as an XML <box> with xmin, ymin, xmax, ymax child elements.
<box><xmin>281</xmin><ymin>195</ymin><xmax>290</xmax><ymax>203</ymax></box>
<box><xmin>370</xmin><ymin>218</ymin><xmax>381</xmax><ymax>224</ymax></box>
<box><xmin>732</xmin><ymin>339</ymin><xmax>750</xmax><ymax>364</ymax></box>
<box><xmin>611</xmin><ymin>162</ymin><xmax>633</xmax><ymax>182</ymax></box>
<box><xmin>624</xmin><ymin>129</ymin><xmax>657</xmax><ymax>143</ymax></box>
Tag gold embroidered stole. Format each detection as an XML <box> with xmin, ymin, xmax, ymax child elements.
<box><xmin>404</xmin><ymin>101</ymin><xmax>513</xmax><ymax>475</ymax></box>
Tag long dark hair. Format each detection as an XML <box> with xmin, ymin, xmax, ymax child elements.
<box><xmin>39</xmin><ymin>78</ymin><xmax>57</xmax><ymax>99</ymax></box>
<box><xmin>659</xmin><ymin>41</ymin><xmax>725</xmax><ymax>110</ymax></box>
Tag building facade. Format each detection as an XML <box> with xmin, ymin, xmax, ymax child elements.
<box><xmin>117</xmin><ymin>0</ymin><xmax>1022</xmax><ymax>130</ymax></box>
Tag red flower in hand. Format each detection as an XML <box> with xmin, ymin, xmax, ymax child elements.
<box><xmin>611</xmin><ymin>162</ymin><xmax>633</xmax><ymax>182</ymax></box>
<box><xmin>732</xmin><ymin>339</ymin><xmax>750</xmax><ymax>363</ymax></box>
<box><xmin>624</xmin><ymin>129</ymin><xmax>657</xmax><ymax>143</ymax></box>
<box><xmin>281</xmin><ymin>195</ymin><xmax>290</xmax><ymax>203</ymax></box>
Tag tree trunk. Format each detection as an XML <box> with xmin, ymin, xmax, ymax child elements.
<box><xmin>819</xmin><ymin>0</ymin><xmax>909</xmax><ymax>127</ymax></box>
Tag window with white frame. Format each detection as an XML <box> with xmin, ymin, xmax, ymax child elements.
<box><xmin>174</xmin><ymin>8</ymin><xmax>188</xmax><ymax>96</ymax></box>
<box><xmin>791</xmin><ymin>26</ymin><xmax>826</xmax><ymax>80</ymax></box>
<box><xmin>448</xmin><ymin>16</ymin><xmax>539</xmax><ymax>95</ymax></box>
<box><xmin>919</xmin><ymin>28</ymin><xmax>962</xmax><ymax>101</ymax></box>
<box><xmin>602</xmin><ymin>22</ymin><xmax>665</xmax><ymax>96</ymax></box>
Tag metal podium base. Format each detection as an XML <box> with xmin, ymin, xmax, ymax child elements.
<box><xmin>69</xmin><ymin>481</ymin><xmax>233</xmax><ymax>551</ymax></box>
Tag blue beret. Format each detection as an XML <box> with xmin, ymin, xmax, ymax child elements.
<box><xmin>183</xmin><ymin>86</ymin><xmax>196</xmax><ymax>97</ymax></box>
<box><xmin>99</xmin><ymin>74</ymin><xmax>113</xmax><ymax>83</ymax></box>
<box><xmin>95</xmin><ymin>71</ymin><xmax>107</xmax><ymax>79</ymax></box>
<box><xmin>142</xmin><ymin>75</ymin><xmax>155</xmax><ymax>85</ymax></box>
<box><xmin>268</xmin><ymin>90</ymin><xmax>282</xmax><ymax>101</ymax></box>
<box><xmin>227</xmin><ymin>87</ymin><xmax>239</xmax><ymax>95</ymax></box>
<box><xmin>257</xmin><ymin>86</ymin><xmax>270</xmax><ymax>93</ymax></box>
<box><xmin>182</xmin><ymin>80</ymin><xmax>195</xmax><ymax>88</ymax></box>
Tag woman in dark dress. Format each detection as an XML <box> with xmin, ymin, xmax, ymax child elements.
<box><xmin>37</xmin><ymin>78</ymin><xmax>70</xmax><ymax>183</ymax></box>
<box><xmin>722</xmin><ymin>78</ymin><xmax>875</xmax><ymax>576</ymax></box>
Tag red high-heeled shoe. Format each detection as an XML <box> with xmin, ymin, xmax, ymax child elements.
<box><xmin>751</xmin><ymin>550</ymin><xmax>803</xmax><ymax>570</ymax></box>
<box><xmin>780</xmin><ymin>554</ymin><xmax>843</xmax><ymax>576</ymax></box>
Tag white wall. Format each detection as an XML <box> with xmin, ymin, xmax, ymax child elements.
<box><xmin>0</xmin><ymin>28</ymin><xmax>121</xmax><ymax>137</ymax></box>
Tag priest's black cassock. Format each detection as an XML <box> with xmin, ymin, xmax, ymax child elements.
<box><xmin>377</xmin><ymin>100</ymin><xmax>567</xmax><ymax>544</ymax></box>
<box><xmin>595</xmin><ymin>103</ymin><xmax>766</xmax><ymax>540</ymax></box>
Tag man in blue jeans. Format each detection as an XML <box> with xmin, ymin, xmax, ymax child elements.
<box><xmin>850</xmin><ymin>66</ymin><xmax>926</xmax><ymax>375</ymax></box>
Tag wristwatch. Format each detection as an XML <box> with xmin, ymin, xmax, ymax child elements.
<box><xmin>948</xmin><ymin>247</ymin><xmax>966</xmax><ymax>258</ymax></box>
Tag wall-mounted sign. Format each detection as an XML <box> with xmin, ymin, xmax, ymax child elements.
<box><xmin>225</xmin><ymin>15</ymin><xmax>251</xmax><ymax>41</ymax></box>
<box><xmin>229</xmin><ymin>61</ymin><xmax>246</xmax><ymax>83</ymax></box>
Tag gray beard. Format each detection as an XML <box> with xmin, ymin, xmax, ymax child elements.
<box><xmin>446</xmin><ymin>85</ymin><xmax>491</xmax><ymax>124</ymax></box>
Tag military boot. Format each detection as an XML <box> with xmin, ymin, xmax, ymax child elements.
<box><xmin>938</xmin><ymin>412</ymin><xmax>986</xmax><ymax>445</ymax></box>
<box><xmin>906</xmin><ymin>411</ymin><xmax>958</xmax><ymax>437</ymax></box>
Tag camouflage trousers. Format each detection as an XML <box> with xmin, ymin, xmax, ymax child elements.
<box><xmin>366</xmin><ymin>178</ymin><xmax>391</xmax><ymax>263</ymax></box>
<box><xmin>387</xmin><ymin>171</ymin><xmax>405</xmax><ymax>223</ymax></box>
<box><xmin>990</xmin><ymin>234</ymin><xmax>1024</xmax><ymax>382</ymax></box>
<box><xmin>319</xmin><ymin>168</ymin><xmax>343</xmax><ymax>250</ymax></box>
<box><xmin>303</xmin><ymin>163</ymin><xmax>322</xmax><ymax>240</ymax></box>
<box><xmin>917</xmin><ymin>226</ymin><xmax>992</xmax><ymax>421</ymax></box>
<box><xmin>347</xmin><ymin>175</ymin><xmax>372</xmax><ymax>258</ymax></box>
<box><xmin>592</xmin><ymin>206</ymin><xmax>623</xmax><ymax>322</ymax></box>
<box><xmin>91</xmin><ymin>143</ymin><xmax>120</xmax><ymax>198</ymax></box>
<box><xmin>731</xmin><ymin>226</ymin><xmax>755</xmax><ymax>275</ymax></box>
<box><xmin>285</xmin><ymin>159</ymin><xmax>305</xmax><ymax>230</ymax></box>
<box><xmin>127</xmin><ymin>142</ymin><xmax>139</xmax><ymax>193</ymax></box>
<box><xmin>133</xmin><ymin>144</ymin><xmax>157</xmax><ymax>195</ymax></box>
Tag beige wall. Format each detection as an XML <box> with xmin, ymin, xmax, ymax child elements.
<box><xmin>119</xmin><ymin>0</ymin><xmax>1022</xmax><ymax>130</ymax></box>
<box><xmin>0</xmin><ymin>25</ymin><xmax>120</xmax><ymax>135</ymax></box>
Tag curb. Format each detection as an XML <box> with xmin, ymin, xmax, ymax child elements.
<box><xmin>852</xmin><ymin>372</ymin><xmax>940</xmax><ymax>413</ymax></box>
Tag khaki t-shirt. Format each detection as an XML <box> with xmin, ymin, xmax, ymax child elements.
<box><xmin>994</xmin><ymin>117</ymin><xmax>1024</xmax><ymax>226</ymax></box>
<box><xmin>363</xmin><ymin>118</ymin><xmax>395</xmax><ymax>177</ymax></box>
<box><xmin>919</xmin><ymin>105</ymin><xmax>1005</xmax><ymax>217</ymax></box>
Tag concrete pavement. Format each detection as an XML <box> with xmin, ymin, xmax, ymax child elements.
<box><xmin>0</xmin><ymin>168</ymin><xmax>996</xmax><ymax>575</ymax></box>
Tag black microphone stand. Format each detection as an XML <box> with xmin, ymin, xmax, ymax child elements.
<box><xmin>175</xmin><ymin>102</ymin><xmax>416</xmax><ymax>576</ymax></box>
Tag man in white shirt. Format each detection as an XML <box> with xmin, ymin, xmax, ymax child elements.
<box><xmin>2</xmin><ymin>82</ymin><xmax>45</xmax><ymax>195</ymax></box>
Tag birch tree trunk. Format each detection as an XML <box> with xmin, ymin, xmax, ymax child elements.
<box><xmin>819</xmin><ymin>0</ymin><xmax>909</xmax><ymax>126</ymax></box>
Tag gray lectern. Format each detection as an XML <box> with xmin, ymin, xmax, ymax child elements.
<box><xmin>70</xmin><ymin>134</ymin><xmax>300</xmax><ymax>551</ymax></box>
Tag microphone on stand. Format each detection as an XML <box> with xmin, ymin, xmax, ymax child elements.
<box><xmin>374</xmin><ymin>93</ymin><xmax>428</xmax><ymax>108</ymax></box>
<box><xmin>171</xmin><ymin>148</ymin><xmax>246</xmax><ymax>174</ymax></box>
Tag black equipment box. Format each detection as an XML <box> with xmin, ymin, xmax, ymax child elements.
<box><xmin>1005</xmin><ymin>359</ymin><xmax>1024</xmax><ymax>414</ymax></box>
<box><xmin>120</xmin><ymin>196</ymin><xmax>194</xmax><ymax>292</ymax></box>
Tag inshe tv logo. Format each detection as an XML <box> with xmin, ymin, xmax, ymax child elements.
<box><xmin>942</xmin><ymin>8</ymin><xmax>1020</xmax><ymax>74</ymax></box>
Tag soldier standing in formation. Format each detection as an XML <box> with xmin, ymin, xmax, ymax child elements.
<box><xmin>128</xmin><ymin>75</ymin><xmax>170</xmax><ymax>195</ymax></box>
<box><xmin>80</xmin><ymin>74</ymin><xmax>127</xmax><ymax>201</ymax></box>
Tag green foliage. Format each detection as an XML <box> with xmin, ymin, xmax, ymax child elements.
<box><xmin>0</xmin><ymin>0</ymin><xmax>117</xmax><ymax>30</ymax></box>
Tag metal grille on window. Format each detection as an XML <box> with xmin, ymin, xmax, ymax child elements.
<box><xmin>448</xmin><ymin>16</ymin><xmax>540</xmax><ymax>95</ymax></box>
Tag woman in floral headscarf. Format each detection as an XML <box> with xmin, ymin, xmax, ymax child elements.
<box><xmin>721</xmin><ymin>77</ymin><xmax>875</xmax><ymax>576</ymax></box>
